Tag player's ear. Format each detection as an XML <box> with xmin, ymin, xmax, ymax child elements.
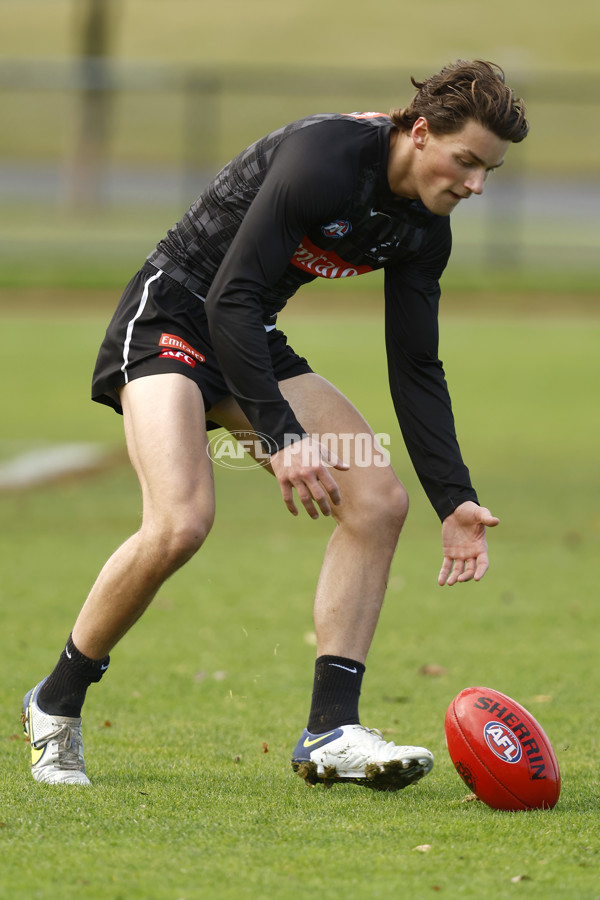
<box><xmin>412</xmin><ymin>117</ymin><xmax>429</xmax><ymax>150</ymax></box>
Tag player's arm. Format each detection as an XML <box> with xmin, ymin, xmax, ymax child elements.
<box><xmin>204</xmin><ymin>125</ymin><xmax>351</xmax><ymax>516</ymax></box>
<box><xmin>384</xmin><ymin>226</ymin><xmax>498</xmax><ymax>581</ymax></box>
<box><xmin>205</xmin><ymin>126</ymin><xmax>345</xmax><ymax>449</ymax></box>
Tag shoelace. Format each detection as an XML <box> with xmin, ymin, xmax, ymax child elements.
<box><xmin>360</xmin><ymin>726</ymin><xmax>416</xmax><ymax>759</ymax></box>
<box><xmin>33</xmin><ymin>724</ymin><xmax>83</xmax><ymax>771</ymax></box>
<box><xmin>361</xmin><ymin>726</ymin><xmax>390</xmax><ymax>744</ymax></box>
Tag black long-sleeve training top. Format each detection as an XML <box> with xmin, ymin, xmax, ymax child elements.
<box><xmin>148</xmin><ymin>113</ymin><xmax>478</xmax><ymax>521</ymax></box>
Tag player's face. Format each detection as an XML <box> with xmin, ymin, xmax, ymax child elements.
<box><xmin>407</xmin><ymin>118</ymin><xmax>510</xmax><ymax>216</ymax></box>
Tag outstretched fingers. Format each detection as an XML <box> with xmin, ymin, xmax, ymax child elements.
<box><xmin>271</xmin><ymin>437</ymin><xmax>349</xmax><ymax>519</ymax></box>
<box><xmin>439</xmin><ymin>551</ymin><xmax>489</xmax><ymax>586</ymax></box>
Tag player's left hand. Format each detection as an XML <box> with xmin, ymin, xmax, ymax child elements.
<box><xmin>270</xmin><ymin>435</ymin><xmax>349</xmax><ymax>519</ymax></box>
<box><xmin>438</xmin><ymin>501</ymin><xmax>499</xmax><ymax>586</ymax></box>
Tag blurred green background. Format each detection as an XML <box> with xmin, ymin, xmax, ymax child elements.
<box><xmin>1</xmin><ymin>0</ymin><xmax>599</xmax><ymax>293</ymax></box>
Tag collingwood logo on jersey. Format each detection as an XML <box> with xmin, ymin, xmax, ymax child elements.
<box><xmin>321</xmin><ymin>219</ymin><xmax>352</xmax><ymax>238</ymax></box>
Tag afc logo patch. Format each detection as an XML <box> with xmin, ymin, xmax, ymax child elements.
<box><xmin>321</xmin><ymin>219</ymin><xmax>352</xmax><ymax>239</ymax></box>
<box><xmin>159</xmin><ymin>349</ymin><xmax>196</xmax><ymax>368</ymax></box>
<box><xmin>158</xmin><ymin>333</ymin><xmax>205</xmax><ymax>368</ymax></box>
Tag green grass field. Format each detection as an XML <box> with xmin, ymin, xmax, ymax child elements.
<box><xmin>1</xmin><ymin>295</ymin><xmax>599</xmax><ymax>899</ymax></box>
<box><xmin>2</xmin><ymin>3</ymin><xmax>598</xmax><ymax>895</ymax></box>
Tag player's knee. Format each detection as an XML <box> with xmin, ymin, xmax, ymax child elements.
<box><xmin>167</xmin><ymin>519</ymin><xmax>212</xmax><ymax>565</ymax></box>
<box><xmin>340</xmin><ymin>476</ymin><xmax>408</xmax><ymax>538</ymax></box>
<box><xmin>147</xmin><ymin>506</ymin><xmax>215</xmax><ymax>572</ymax></box>
<box><xmin>372</xmin><ymin>478</ymin><xmax>409</xmax><ymax>534</ymax></box>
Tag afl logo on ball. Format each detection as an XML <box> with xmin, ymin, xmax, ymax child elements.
<box><xmin>321</xmin><ymin>219</ymin><xmax>352</xmax><ymax>238</ymax></box>
<box><xmin>484</xmin><ymin>721</ymin><xmax>523</xmax><ymax>763</ymax></box>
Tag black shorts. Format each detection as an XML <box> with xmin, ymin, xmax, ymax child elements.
<box><xmin>91</xmin><ymin>262</ymin><xmax>313</xmax><ymax>419</ymax></box>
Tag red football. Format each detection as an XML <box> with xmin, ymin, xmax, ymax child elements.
<box><xmin>445</xmin><ymin>686</ymin><xmax>561</xmax><ymax>811</ymax></box>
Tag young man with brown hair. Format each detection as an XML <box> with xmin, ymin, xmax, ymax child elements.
<box><xmin>23</xmin><ymin>60</ymin><xmax>528</xmax><ymax>790</ymax></box>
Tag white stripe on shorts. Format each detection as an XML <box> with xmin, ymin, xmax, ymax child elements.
<box><xmin>120</xmin><ymin>268</ymin><xmax>163</xmax><ymax>383</ymax></box>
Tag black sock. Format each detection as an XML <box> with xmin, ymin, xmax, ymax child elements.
<box><xmin>37</xmin><ymin>634</ymin><xmax>110</xmax><ymax>718</ymax></box>
<box><xmin>306</xmin><ymin>655</ymin><xmax>365</xmax><ymax>733</ymax></box>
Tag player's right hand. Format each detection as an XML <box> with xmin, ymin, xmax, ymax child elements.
<box><xmin>438</xmin><ymin>500</ymin><xmax>499</xmax><ymax>586</ymax></box>
<box><xmin>270</xmin><ymin>436</ymin><xmax>349</xmax><ymax>519</ymax></box>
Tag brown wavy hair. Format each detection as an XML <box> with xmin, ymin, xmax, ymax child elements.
<box><xmin>391</xmin><ymin>60</ymin><xmax>529</xmax><ymax>143</ymax></box>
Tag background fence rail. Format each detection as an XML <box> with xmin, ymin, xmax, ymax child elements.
<box><xmin>1</xmin><ymin>57</ymin><xmax>598</xmax><ymax>285</ymax></box>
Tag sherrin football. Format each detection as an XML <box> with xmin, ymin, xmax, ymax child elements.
<box><xmin>445</xmin><ymin>687</ymin><xmax>561</xmax><ymax>811</ymax></box>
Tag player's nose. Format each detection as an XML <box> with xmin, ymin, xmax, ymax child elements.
<box><xmin>464</xmin><ymin>170</ymin><xmax>485</xmax><ymax>195</ymax></box>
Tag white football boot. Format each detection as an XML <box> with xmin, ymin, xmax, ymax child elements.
<box><xmin>292</xmin><ymin>724</ymin><xmax>433</xmax><ymax>791</ymax></box>
<box><xmin>22</xmin><ymin>681</ymin><xmax>90</xmax><ymax>785</ymax></box>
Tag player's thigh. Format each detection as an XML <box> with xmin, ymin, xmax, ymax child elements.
<box><xmin>279</xmin><ymin>372</ymin><xmax>384</xmax><ymax>449</ymax></box>
<box><xmin>120</xmin><ymin>372</ymin><xmax>215</xmax><ymax>523</ymax></box>
<box><xmin>208</xmin><ymin>373</ymin><xmax>406</xmax><ymax>520</ymax></box>
<box><xmin>279</xmin><ymin>373</ymin><xmax>405</xmax><ymax>511</ymax></box>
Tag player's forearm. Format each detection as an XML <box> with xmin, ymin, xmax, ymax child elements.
<box><xmin>205</xmin><ymin>291</ymin><xmax>305</xmax><ymax>453</ymax></box>
<box><xmin>386</xmin><ymin>352</ymin><xmax>478</xmax><ymax>520</ymax></box>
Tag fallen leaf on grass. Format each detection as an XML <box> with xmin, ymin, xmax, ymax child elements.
<box><xmin>510</xmin><ymin>875</ymin><xmax>532</xmax><ymax>883</ymax></box>
<box><xmin>262</xmin><ymin>742</ymin><xmax>269</xmax><ymax>753</ymax></box>
<box><xmin>419</xmin><ymin>664</ymin><xmax>447</xmax><ymax>677</ymax></box>
<box><xmin>563</xmin><ymin>530</ymin><xmax>583</xmax><ymax>549</ymax></box>
<box><xmin>413</xmin><ymin>844</ymin><xmax>432</xmax><ymax>853</ymax></box>
<box><xmin>461</xmin><ymin>793</ymin><xmax>481</xmax><ymax>803</ymax></box>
